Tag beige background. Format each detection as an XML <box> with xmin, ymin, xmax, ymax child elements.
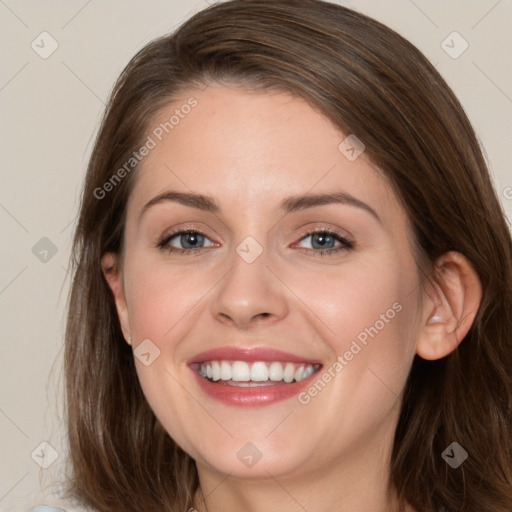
<box><xmin>1</xmin><ymin>0</ymin><xmax>511</xmax><ymax>510</ymax></box>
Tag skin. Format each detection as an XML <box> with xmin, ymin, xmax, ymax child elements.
<box><xmin>102</xmin><ymin>83</ymin><xmax>482</xmax><ymax>512</ymax></box>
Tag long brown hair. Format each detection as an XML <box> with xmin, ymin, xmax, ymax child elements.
<box><xmin>64</xmin><ymin>1</ymin><xmax>512</xmax><ymax>510</ymax></box>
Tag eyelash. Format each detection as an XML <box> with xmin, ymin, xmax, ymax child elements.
<box><xmin>156</xmin><ymin>227</ymin><xmax>354</xmax><ymax>257</ymax></box>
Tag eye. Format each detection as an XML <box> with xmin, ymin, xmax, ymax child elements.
<box><xmin>156</xmin><ymin>227</ymin><xmax>354</xmax><ymax>257</ymax></box>
<box><xmin>294</xmin><ymin>228</ymin><xmax>354</xmax><ymax>257</ymax></box>
<box><xmin>157</xmin><ymin>229</ymin><xmax>216</xmax><ymax>254</ymax></box>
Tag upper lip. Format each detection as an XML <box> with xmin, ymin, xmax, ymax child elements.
<box><xmin>187</xmin><ymin>346</ymin><xmax>322</xmax><ymax>365</ymax></box>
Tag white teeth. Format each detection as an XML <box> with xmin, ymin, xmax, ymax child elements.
<box><xmin>302</xmin><ymin>364</ymin><xmax>315</xmax><ymax>379</ymax></box>
<box><xmin>283</xmin><ymin>362</ymin><xmax>295</xmax><ymax>383</ymax></box>
<box><xmin>220</xmin><ymin>360</ymin><xmax>232</xmax><ymax>380</ymax></box>
<box><xmin>211</xmin><ymin>361</ymin><xmax>221</xmax><ymax>381</ymax></box>
<box><xmin>198</xmin><ymin>360</ymin><xmax>319</xmax><ymax>384</ymax></box>
<box><xmin>232</xmin><ymin>361</ymin><xmax>251</xmax><ymax>381</ymax></box>
<box><xmin>268</xmin><ymin>361</ymin><xmax>284</xmax><ymax>381</ymax></box>
<box><xmin>251</xmin><ymin>361</ymin><xmax>269</xmax><ymax>381</ymax></box>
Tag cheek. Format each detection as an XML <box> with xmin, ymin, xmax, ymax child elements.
<box><xmin>123</xmin><ymin>256</ymin><xmax>218</xmax><ymax>342</ymax></box>
<box><xmin>289</xmin><ymin>249</ymin><xmax>419</xmax><ymax>404</ymax></box>
<box><xmin>121</xmin><ymin>257</ymin><xmax>215</xmax><ymax>450</ymax></box>
<box><xmin>286</xmin><ymin>253</ymin><xmax>413</xmax><ymax>350</ymax></box>
<box><xmin>294</xmin><ymin>259</ymin><xmax>419</xmax><ymax>445</ymax></box>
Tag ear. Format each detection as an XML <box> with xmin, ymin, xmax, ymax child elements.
<box><xmin>101</xmin><ymin>252</ymin><xmax>132</xmax><ymax>346</ymax></box>
<box><xmin>416</xmin><ymin>251</ymin><xmax>482</xmax><ymax>360</ymax></box>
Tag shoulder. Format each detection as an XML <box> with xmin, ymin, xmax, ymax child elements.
<box><xmin>27</xmin><ymin>506</ymin><xmax>89</xmax><ymax>512</ymax></box>
<box><xmin>27</xmin><ymin>507</ymin><xmax>67</xmax><ymax>512</ymax></box>
<box><xmin>26</xmin><ymin>497</ymin><xmax>91</xmax><ymax>512</ymax></box>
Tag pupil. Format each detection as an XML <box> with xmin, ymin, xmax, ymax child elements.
<box><xmin>314</xmin><ymin>233</ymin><xmax>333</xmax><ymax>248</ymax></box>
<box><xmin>183</xmin><ymin>233</ymin><xmax>202</xmax><ymax>248</ymax></box>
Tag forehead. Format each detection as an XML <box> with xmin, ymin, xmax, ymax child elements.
<box><xmin>127</xmin><ymin>83</ymin><xmax>403</xmax><ymax>227</ymax></box>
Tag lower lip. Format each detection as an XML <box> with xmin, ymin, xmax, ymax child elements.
<box><xmin>190</xmin><ymin>367</ymin><xmax>320</xmax><ymax>407</ymax></box>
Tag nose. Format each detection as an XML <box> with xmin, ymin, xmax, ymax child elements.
<box><xmin>210</xmin><ymin>244</ymin><xmax>289</xmax><ymax>330</ymax></box>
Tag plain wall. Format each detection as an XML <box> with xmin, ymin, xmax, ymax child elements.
<box><xmin>1</xmin><ymin>0</ymin><xmax>511</xmax><ymax>510</ymax></box>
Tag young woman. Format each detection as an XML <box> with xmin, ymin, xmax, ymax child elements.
<box><xmin>63</xmin><ymin>1</ymin><xmax>512</xmax><ymax>511</ymax></box>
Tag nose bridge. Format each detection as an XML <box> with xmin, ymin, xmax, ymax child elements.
<box><xmin>210</xmin><ymin>230</ymin><xmax>288</xmax><ymax>327</ymax></box>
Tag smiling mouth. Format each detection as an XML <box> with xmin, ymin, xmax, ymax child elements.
<box><xmin>194</xmin><ymin>360</ymin><xmax>322</xmax><ymax>386</ymax></box>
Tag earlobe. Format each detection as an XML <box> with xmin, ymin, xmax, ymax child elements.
<box><xmin>416</xmin><ymin>251</ymin><xmax>482</xmax><ymax>361</ymax></box>
<box><xmin>101</xmin><ymin>252</ymin><xmax>132</xmax><ymax>345</ymax></box>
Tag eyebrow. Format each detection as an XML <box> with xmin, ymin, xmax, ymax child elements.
<box><xmin>139</xmin><ymin>190</ymin><xmax>381</xmax><ymax>223</ymax></box>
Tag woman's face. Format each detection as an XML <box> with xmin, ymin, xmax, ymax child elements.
<box><xmin>111</xmin><ymin>83</ymin><xmax>427</xmax><ymax>480</ymax></box>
